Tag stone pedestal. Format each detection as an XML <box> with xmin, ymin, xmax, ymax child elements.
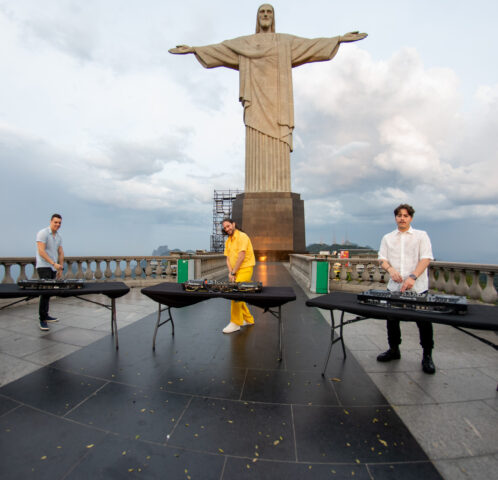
<box><xmin>232</xmin><ymin>192</ymin><xmax>306</xmax><ymax>261</ymax></box>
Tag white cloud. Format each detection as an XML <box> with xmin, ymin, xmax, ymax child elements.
<box><xmin>291</xmin><ymin>45</ymin><xmax>498</xmax><ymax>227</ymax></box>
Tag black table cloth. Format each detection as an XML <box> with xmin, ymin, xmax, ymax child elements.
<box><xmin>141</xmin><ymin>283</ymin><xmax>296</xmax><ymax>309</ymax></box>
<box><xmin>0</xmin><ymin>282</ymin><xmax>130</xmax><ymax>349</ymax></box>
<box><xmin>306</xmin><ymin>292</ymin><xmax>497</xmax><ymax>375</ymax></box>
<box><xmin>141</xmin><ymin>282</ymin><xmax>296</xmax><ymax>358</ymax></box>
<box><xmin>0</xmin><ymin>282</ymin><xmax>130</xmax><ymax>300</ymax></box>
<box><xmin>306</xmin><ymin>292</ymin><xmax>497</xmax><ymax>331</ymax></box>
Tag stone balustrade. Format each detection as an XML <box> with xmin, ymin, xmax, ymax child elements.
<box><xmin>289</xmin><ymin>254</ymin><xmax>498</xmax><ymax>304</ymax></box>
<box><xmin>2</xmin><ymin>254</ymin><xmax>496</xmax><ymax>304</ymax></box>
<box><xmin>0</xmin><ymin>254</ymin><xmax>228</xmax><ymax>289</ymax></box>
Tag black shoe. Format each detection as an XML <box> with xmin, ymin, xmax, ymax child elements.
<box><xmin>377</xmin><ymin>348</ymin><xmax>401</xmax><ymax>362</ymax></box>
<box><xmin>39</xmin><ymin>321</ymin><xmax>50</xmax><ymax>331</ymax></box>
<box><xmin>422</xmin><ymin>354</ymin><xmax>436</xmax><ymax>374</ymax></box>
<box><xmin>46</xmin><ymin>315</ymin><xmax>58</xmax><ymax>322</ymax></box>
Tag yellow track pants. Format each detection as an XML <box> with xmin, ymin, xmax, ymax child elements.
<box><xmin>230</xmin><ymin>266</ymin><xmax>255</xmax><ymax>326</ymax></box>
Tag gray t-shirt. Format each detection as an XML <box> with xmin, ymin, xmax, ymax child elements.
<box><xmin>36</xmin><ymin>226</ymin><xmax>63</xmax><ymax>269</ymax></box>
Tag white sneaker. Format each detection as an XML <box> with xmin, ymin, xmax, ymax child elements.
<box><xmin>242</xmin><ymin>319</ymin><xmax>254</xmax><ymax>326</ymax></box>
<box><xmin>222</xmin><ymin>322</ymin><xmax>241</xmax><ymax>334</ymax></box>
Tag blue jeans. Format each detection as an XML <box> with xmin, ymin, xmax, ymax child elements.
<box><xmin>37</xmin><ymin>267</ymin><xmax>55</xmax><ymax>321</ymax></box>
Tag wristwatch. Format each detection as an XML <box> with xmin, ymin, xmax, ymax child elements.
<box><xmin>409</xmin><ymin>274</ymin><xmax>417</xmax><ymax>280</ymax></box>
<box><xmin>231</xmin><ymin>271</ymin><xmax>236</xmax><ymax>276</ymax></box>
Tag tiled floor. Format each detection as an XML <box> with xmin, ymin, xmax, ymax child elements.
<box><xmin>0</xmin><ymin>263</ymin><xmax>496</xmax><ymax>479</ymax></box>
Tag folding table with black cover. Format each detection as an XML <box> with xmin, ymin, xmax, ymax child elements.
<box><xmin>306</xmin><ymin>291</ymin><xmax>498</xmax><ymax>376</ymax></box>
<box><xmin>141</xmin><ymin>282</ymin><xmax>296</xmax><ymax>360</ymax></box>
<box><xmin>0</xmin><ymin>282</ymin><xmax>130</xmax><ymax>349</ymax></box>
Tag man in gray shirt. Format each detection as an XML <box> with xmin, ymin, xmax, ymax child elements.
<box><xmin>36</xmin><ymin>214</ymin><xmax>64</xmax><ymax>331</ymax></box>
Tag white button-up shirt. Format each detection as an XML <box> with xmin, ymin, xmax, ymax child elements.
<box><xmin>378</xmin><ymin>226</ymin><xmax>433</xmax><ymax>293</ymax></box>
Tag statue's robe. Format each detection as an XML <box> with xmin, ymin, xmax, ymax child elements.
<box><xmin>194</xmin><ymin>33</ymin><xmax>341</xmax><ymax>192</ymax></box>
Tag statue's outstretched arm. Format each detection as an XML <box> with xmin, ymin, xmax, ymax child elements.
<box><xmin>169</xmin><ymin>45</ymin><xmax>195</xmax><ymax>54</ymax></box>
<box><xmin>339</xmin><ymin>32</ymin><xmax>368</xmax><ymax>43</ymax></box>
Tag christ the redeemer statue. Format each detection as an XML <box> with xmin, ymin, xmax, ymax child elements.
<box><xmin>170</xmin><ymin>4</ymin><xmax>367</xmax><ymax>193</ymax></box>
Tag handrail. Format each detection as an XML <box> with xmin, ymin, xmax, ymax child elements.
<box><xmin>0</xmin><ymin>254</ymin><xmax>228</xmax><ymax>288</ymax></box>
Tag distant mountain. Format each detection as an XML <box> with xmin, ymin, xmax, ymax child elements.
<box><xmin>307</xmin><ymin>242</ymin><xmax>376</xmax><ymax>254</ymax></box>
<box><xmin>152</xmin><ymin>245</ymin><xmax>170</xmax><ymax>256</ymax></box>
<box><xmin>152</xmin><ymin>246</ymin><xmax>196</xmax><ymax>256</ymax></box>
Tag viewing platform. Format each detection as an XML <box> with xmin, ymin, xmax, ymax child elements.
<box><xmin>0</xmin><ymin>261</ymin><xmax>496</xmax><ymax>479</ymax></box>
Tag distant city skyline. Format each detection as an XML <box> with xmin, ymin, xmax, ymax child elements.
<box><xmin>1</xmin><ymin>1</ymin><xmax>497</xmax><ymax>264</ymax></box>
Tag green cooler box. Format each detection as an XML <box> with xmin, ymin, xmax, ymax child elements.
<box><xmin>311</xmin><ymin>260</ymin><xmax>330</xmax><ymax>294</ymax></box>
<box><xmin>177</xmin><ymin>259</ymin><xmax>195</xmax><ymax>283</ymax></box>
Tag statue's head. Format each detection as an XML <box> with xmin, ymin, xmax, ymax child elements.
<box><xmin>256</xmin><ymin>4</ymin><xmax>275</xmax><ymax>33</ymax></box>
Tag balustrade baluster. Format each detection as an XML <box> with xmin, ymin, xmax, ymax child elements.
<box><xmin>104</xmin><ymin>260</ymin><xmax>113</xmax><ymax>280</ymax></box>
<box><xmin>372</xmin><ymin>265</ymin><xmax>382</xmax><ymax>283</ymax></box>
<box><xmin>114</xmin><ymin>259</ymin><xmax>123</xmax><ymax>279</ymax></box>
<box><xmin>94</xmin><ymin>261</ymin><xmax>103</xmax><ymax>281</ymax></box>
<box><xmin>134</xmin><ymin>259</ymin><xmax>143</xmax><ymax>278</ymax></box>
<box><xmin>28</xmin><ymin>262</ymin><xmax>36</xmax><ymax>280</ymax></box>
<box><xmin>2</xmin><ymin>263</ymin><xmax>14</xmax><ymax>283</ymax></box>
<box><xmin>434</xmin><ymin>267</ymin><xmax>446</xmax><ymax>291</ymax></box>
<box><xmin>428</xmin><ymin>266</ymin><xmax>436</xmax><ymax>289</ymax></box>
<box><xmin>76</xmin><ymin>261</ymin><xmax>84</xmax><ymax>279</ymax></box>
<box><xmin>446</xmin><ymin>269</ymin><xmax>456</xmax><ymax>294</ymax></box>
<box><xmin>339</xmin><ymin>264</ymin><xmax>348</xmax><ymax>282</ymax></box>
<box><xmin>124</xmin><ymin>260</ymin><xmax>132</xmax><ymax>279</ymax></box>
<box><xmin>361</xmin><ymin>264</ymin><xmax>370</xmax><ymax>283</ymax></box>
<box><xmin>481</xmin><ymin>272</ymin><xmax>497</xmax><ymax>304</ymax></box>
<box><xmin>84</xmin><ymin>260</ymin><xmax>93</xmax><ymax>280</ymax></box>
<box><xmin>165</xmin><ymin>260</ymin><xmax>172</xmax><ymax>276</ymax></box>
<box><xmin>468</xmin><ymin>270</ymin><xmax>483</xmax><ymax>300</ymax></box>
<box><xmin>351</xmin><ymin>265</ymin><xmax>359</xmax><ymax>283</ymax></box>
<box><xmin>454</xmin><ymin>269</ymin><xmax>469</xmax><ymax>297</ymax></box>
<box><xmin>66</xmin><ymin>260</ymin><xmax>76</xmax><ymax>280</ymax></box>
<box><xmin>18</xmin><ymin>263</ymin><xmax>27</xmax><ymax>282</ymax></box>
<box><xmin>145</xmin><ymin>259</ymin><xmax>153</xmax><ymax>279</ymax></box>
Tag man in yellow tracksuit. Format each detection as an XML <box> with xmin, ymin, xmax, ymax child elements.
<box><xmin>222</xmin><ymin>218</ymin><xmax>256</xmax><ymax>333</ymax></box>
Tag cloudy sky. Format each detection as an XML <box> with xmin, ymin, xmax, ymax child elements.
<box><xmin>1</xmin><ymin>0</ymin><xmax>497</xmax><ymax>263</ymax></box>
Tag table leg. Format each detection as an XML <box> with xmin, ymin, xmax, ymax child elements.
<box><xmin>321</xmin><ymin>310</ymin><xmax>335</xmax><ymax>376</ymax></box>
<box><xmin>152</xmin><ymin>304</ymin><xmax>174</xmax><ymax>351</ymax></box>
<box><xmin>278</xmin><ymin>305</ymin><xmax>282</xmax><ymax>362</ymax></box>
<box><xmin>321</xmin><ymin>310</ymin><xmax>348</xmax><ymax>376</ymax></box>
<box><xmin>339</xmin><ymin>310</ymin><xmax>347</xmax><ymax>358</ymax></box>
<box><xmin>111</xmin><ymin>298</ymin><xmax>119</xmax><ymax>350</ymax></box>
<box><xmin>265</xmin><ymin>305</ymin><xmax>283</xmax><ymax>362</ymax></box>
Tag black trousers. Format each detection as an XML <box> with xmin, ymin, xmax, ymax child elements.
<box><xmin>37</xmin><ymin>267</ymin><xmax>55</xmax><ymax>321</ymax></box>
<box><xmin>387</xmin><ymin>319</ymin><xmax>434</xmax><ymax>352</ymax></box>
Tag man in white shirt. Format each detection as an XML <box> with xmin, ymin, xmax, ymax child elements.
<box><xmin>377</xmin><ymin>204</ymin><xmax>436</xmax><ymax>374</ymax></box>
<box><xmin>36</xmin><ymin>214</ymin><xmax>64</xmax><ymax>331</ymax></box>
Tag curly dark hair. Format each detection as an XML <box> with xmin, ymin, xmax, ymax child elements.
<box><xmin>393</xmin><ymin>204</ymin><xmax>415</xmax><ymax>217</ymax></box>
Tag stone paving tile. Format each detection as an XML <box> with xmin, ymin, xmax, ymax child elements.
<box><xmin>0</xmin><ymin>352</ymin><xmax>42</xmax><ymax>387</ymax></box>
<box><xmin>395</xmin><ymin>401</ymin><xmax>498</xmax><ymax>460</ymax></box>
<box><xmin>42</xmin><ymin>326</ymin><xmax>108</xmax><ymax>348</ymax></box>
<box><xmin>368</xmin><ymin>371</ymin><xmax>436</xmax><ymax>405</ymax></box>
<box><xmin>22</xmin><ymin>342</ymin><xmax>82</xmax><ymax>366</ymax></box>
<box><xmin>406</xmin><ymin>368</ymin><xmax>498</xmax><ymax>403</ymax></box>
<box><xmin>0</xmin><ymin>331</ymin><xmax>62</xmax><ymax>357</ymax></box>
<box><xmin>435</xmin><ymin>453</ymin><xmax>498</xmax><ymax>480</ymax></box>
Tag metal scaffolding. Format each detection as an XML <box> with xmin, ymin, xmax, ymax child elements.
<box><xmin>211</xmin><ymin>189</ymin><xmax>243</xmax><ymax>252</ymax></box>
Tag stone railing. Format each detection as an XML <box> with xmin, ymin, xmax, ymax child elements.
<box><xmin>0</xmin><ymin>254</ymin><xmax>228</xmax><ymax>289</ymax></box>
<box><xmin>289</xmin><ymin>254</ymin><xmax>498</xmax><ymax>304</ymax></box>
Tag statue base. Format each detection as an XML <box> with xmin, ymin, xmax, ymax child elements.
<box><xmin>232</xmin><ymin>192</ymin><xmax>306</xmax><ymax>262</ymax></box>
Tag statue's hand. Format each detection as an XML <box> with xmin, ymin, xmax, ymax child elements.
<box><xmin>168</xmin><ymin>45</ymin><xmax>195</xmax><ymax>54</ymax></box>
<box><xmin>340</xmin><ymin>32</ymin><xmax>368</xmax><ymax>43</ymax></box>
